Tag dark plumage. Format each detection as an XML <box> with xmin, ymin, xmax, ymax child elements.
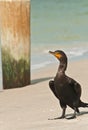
<box><xmin>49</xmin><ymin>50</ymin><xmax>88</xmax><ymax>119</ymax></box>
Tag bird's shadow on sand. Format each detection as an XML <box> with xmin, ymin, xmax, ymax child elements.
<box><xmin>77</xmin><ymin>111</ymin><xmax>88</xmax><ymax>116</ymax></box>
<box><xmin>31</xmin><ymin>77</ymin><xmax>53</xmax><ymax>85</ymax></box>
<box><xmin>49</xmin><ymin>111</ymin><xmax>88</xmax><ymax>120</ymax></box>
<box><xmin>66</xmin><ymin>111</ymin><xmax>88</xmax><ymax>118</ymax></box>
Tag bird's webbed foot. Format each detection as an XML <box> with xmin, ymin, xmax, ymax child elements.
<box><xmin>53</xmin><ymin>115</ymin><xmax>65</xmax><ymax>120</ymax></box>
<box><xmin>48</xmin><ymin>115</ymin><xmax>65</xmax><ymax>120</ymax></box>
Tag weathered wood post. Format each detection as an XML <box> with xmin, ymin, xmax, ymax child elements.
<box><xmin>0</xmin><ymin>0</ymin><xmax>30</xmax><ymax>89</ymax></box>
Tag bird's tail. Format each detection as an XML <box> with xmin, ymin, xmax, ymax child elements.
<box><xmin>79</xmin><ymin>100</ymin><xmax>88</xmax><ymax>107</ymax></box>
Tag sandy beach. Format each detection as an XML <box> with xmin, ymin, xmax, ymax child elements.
<box><xmin>0</xmin><ymin>59</ymin><xmax>88</xmax><ymax>130</ymax></box>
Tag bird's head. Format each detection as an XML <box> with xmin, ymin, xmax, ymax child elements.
<box><xmin>49</xmin><ymin>50</ymin><xmax>67</xmax><ymax>63</ymax></box>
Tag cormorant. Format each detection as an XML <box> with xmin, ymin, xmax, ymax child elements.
<box><xmin>49</xmin><ymin>50</ymin><xmax>88</xmax><ymax>119</ymax></box>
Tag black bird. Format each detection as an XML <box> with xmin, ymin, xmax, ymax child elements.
<box><xmin>49</xmin><ymin>50</ymin><xmax>88</xmax><ymax>119</ymax></box>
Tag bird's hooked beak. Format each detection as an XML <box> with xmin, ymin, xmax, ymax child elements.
<box><xmin>49</xmin><ymin>51</ymin><xmax>54</xmax><ymax>55</ymax></box>
<box><xmin>49</xmin><ymin>51</ymin><xmax>62</xmax><ymax>59</ymax></box>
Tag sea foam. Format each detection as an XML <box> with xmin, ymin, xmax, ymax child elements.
<box><xmin>31</xmin><ymin>47</ymin><xmax>88</xmax><ymax>71</ymax></box>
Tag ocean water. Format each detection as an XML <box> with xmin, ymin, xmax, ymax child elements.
<box><xmin>31</xmin><ymin>0</ymin><xmax>88</xmax><ymax>71</ymax></box>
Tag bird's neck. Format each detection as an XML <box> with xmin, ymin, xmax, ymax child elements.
<box><xmin>58</xmin><ymin>61</ymin><xmax>67</xmax><ymax>73</ymax></box>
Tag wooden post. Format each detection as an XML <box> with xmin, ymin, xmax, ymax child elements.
<box><xmin>0</xmin><ymin>0</ymin><xmax>30</xmax><ymax>89</ymax></box>
<box><xmin>0</xmin><ymin>45</ymin><xmax>3</xmax><ymax>91</ymax></box>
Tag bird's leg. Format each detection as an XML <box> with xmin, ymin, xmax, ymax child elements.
<box><xmin>66</xmin><ymin>100</ymin><xmax>80</xmax><ymax>119</ymax></box>
<box><xmin>54</xmin><ymin>107</ymin><xmax>66</xmax><ymax>119</ymax></box>
<box><xmin>48</xmin><ymin>107</ymin><xmax>66</xmax><ymax>120</ymax></box>
<box><xmin>76</xmin><ymin>108</ymin><xmax>80</xmax><ymax>113</ymax></box>
<box><xmin>60</xmin><ymin>107</ymin><xmax>66</xmax><ymax>118</ymax></box>
<box><xmin>52</xmin><ymin>101</ymin><xmax>67</xmax><ymax>120</ymax></box>
<box><xmin>66</xmin><ymin>107</ymin><xmax>76</xmax><ymax>119</ymax></box>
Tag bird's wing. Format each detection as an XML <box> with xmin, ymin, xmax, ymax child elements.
<box><xmin>49</xmin><ymin>80</ymin><xmax>58</xmax><ymax>99</ymax></box>
<box><xmin>67</xmin><ymin>77</ymin><xmax>81</xmax><ymax>98</ymax></box>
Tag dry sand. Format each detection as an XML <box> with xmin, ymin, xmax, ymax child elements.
<box><xmin>0</xmin><ymin>59</ymin><xmax>88</xmax><ymax>130</ymax></box>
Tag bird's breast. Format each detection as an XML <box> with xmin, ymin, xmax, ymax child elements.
<box><xmin>54</xmin><ymin>75</ymin><xmax>75</xmax><ymax>99</ymax></box>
